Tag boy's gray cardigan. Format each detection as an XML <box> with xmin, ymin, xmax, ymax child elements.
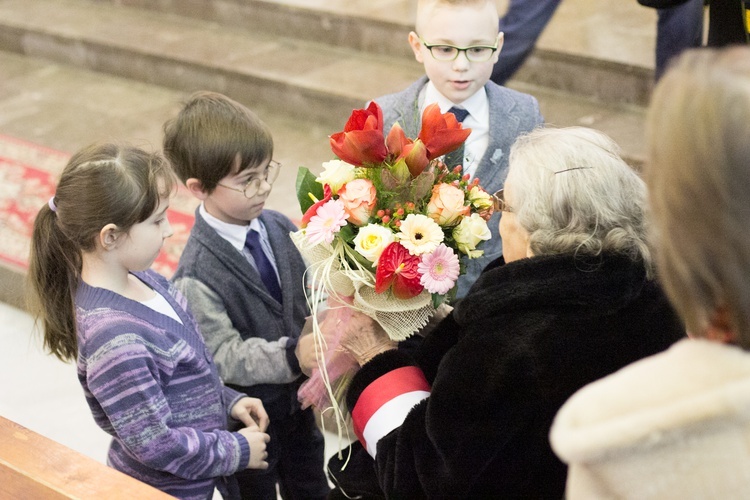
<box><xmin>172</xmin><ymin>208</ymin><xmax>308</xmax><ymax>418</ymax></box>
<box><xmin>374</xmin><ymin>76</ymin><xmax>544</xmax><ymax>297</ymax></box>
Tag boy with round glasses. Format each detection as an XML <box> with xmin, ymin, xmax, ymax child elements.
<box><xmin>164</xmin><ymin>91</ymin><xmax>330</xmax><ymax>500</ymax></box>
<box><xmin>374</xmin><ymin>0</ymin><xmax>544</xmax><ymax>298</ymax></box>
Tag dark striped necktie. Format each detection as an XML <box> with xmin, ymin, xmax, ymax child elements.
<box><xmin>445</xmin><ymin>106</ymin><xmax>469</xmax><ymax>170</ymax></box>
<box><xmin>244</xmin><ymin>229</ymin><xmax>282</xmax><ymax>303</ymax></box>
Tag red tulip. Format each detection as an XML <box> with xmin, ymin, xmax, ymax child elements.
<box><xmin>300</xmin><ymin>184</ymin><xmax>332</xmax><ymax>228</ymax></box>
<box><xmin>375</xmin><ymin>242</ymin><xmax>424</xmax><ymax>299</ymax></box>
<box><xmin>398</xmin><ymin>140</ymin><xmax>430</xmax><ymax>177</ymax></box>
<box><xmin>387</xmin><ymin>122</ymin><xmax>430</xmax><ymax>177</ymax></box>
<box><xmin>418</xmin><ymin>103</ymin><xmax>471</xmax><ymax>160</ymax></box>
<box><xmin>385</xmin><ymin>122</ymin><xmax>410</xmax><ymax>157</ymax></box>
<box><xmin>330</xmin><ymin>102</ymin><xmax>388</xmax><ymax>166</ymax></box>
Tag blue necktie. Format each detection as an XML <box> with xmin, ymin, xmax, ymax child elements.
<box><xmin>245</xmin><ymin>230</ymin><xmax>283</xmax><ymax>303</ymax></box>
<box><xmin>445</xmin><ymin>106</ymin><xmax>469</xmax><ymax>169</ymax></box>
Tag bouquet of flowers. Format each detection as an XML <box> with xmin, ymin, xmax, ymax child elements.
<box><xmin>291</xmin><ymin>101</ymin><xmax>494</xmax><ymax>428</ymax></box>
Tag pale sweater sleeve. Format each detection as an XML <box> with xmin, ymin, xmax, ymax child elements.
<box><xmin>84</xmin><ymin>333</ymin><xmax>249</xmax><ymax>479</ymax></box>
<box><xmin>173</xmin><ymin>276</ymin><xmax>298</xmax><ymax>386</ymax></box>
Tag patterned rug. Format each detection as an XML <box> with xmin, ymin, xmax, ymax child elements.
<box><xmin>0</xmin><ymin>134</ymin><xmax>197</xmax><ymax>278</ymax></box>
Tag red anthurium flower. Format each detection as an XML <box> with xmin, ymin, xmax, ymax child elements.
<box><xmin>418</xmin><ymin>103</ymin><xmax>472</xmax><ymax>160</ymax></box>
<box><xmin>330</xmin><ymin>102</ymin><xmax>388</xmax><ymax>166</ymax></box>
<box><xmin>375</xmin><ymin>242</ymin><xmax>424</xmax><ymax>299</ymax></box>
<box><xmin>300</xmin><ymin>184</ymin><xmax>332</xmax><ymax>228</ymax></box>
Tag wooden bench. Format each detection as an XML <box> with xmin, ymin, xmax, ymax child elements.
<box><xmin>0</xmin><ymin>415</ymin><xmax>174</xmax><ymax>499</ymax></box>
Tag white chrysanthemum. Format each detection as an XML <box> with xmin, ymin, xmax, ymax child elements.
<box><xmin>397</xmin><ymin>213</ymin><xmax>444</xmax><ymax>256</ymax></box>
<box><xmin>353</xmin><ymin>223</ymin><xmax>396</xmax><ymax>264</ymax></box>
<box><xmin>316</xmin><ymin>160</ymin><xmax>356</xmax><ymax>194</ymax></box>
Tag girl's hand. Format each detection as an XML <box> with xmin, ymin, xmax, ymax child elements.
<box><xmin>237</xmin><ymin>427</ymin><xmax>270</xmax><ymax>469</ymax></box>
<box><xmin>231</xmin><ymin>397</ymin><xmax>270</xmax><ymax>432</ymax></box>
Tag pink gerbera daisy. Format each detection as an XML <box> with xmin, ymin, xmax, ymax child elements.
<box><xmin>418</xmin><ymin>243</ymin><xmax>460</xmax><ymax>294</ymax></box>
<box><xmin>306</xmin><ymin>199</ymin><xmax>348</xmax><ymax>245</ymax></box>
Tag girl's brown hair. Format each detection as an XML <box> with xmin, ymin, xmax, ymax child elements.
<box><xmin>27</xmin><ymin>143</ymin><xmax>175</xmax><ymax>362</ymax></box>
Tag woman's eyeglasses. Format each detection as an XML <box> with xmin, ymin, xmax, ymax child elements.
<box><xmin>492</xmin><ymin>189</ymin><xmax>513</xmax><ymax>213</ymax></box>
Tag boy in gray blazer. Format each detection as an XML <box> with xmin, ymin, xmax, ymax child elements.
<box><xmin>375</xmin><ymin>0</ymin><xmax>544</xmax><ymax>297</ymax></box>
<box><xmin>164</xmin><ymin>91</ymin><xmax>329</xmax><ymax>500</ymax></box>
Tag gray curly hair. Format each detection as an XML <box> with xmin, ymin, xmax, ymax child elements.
<box><xmin>506</xmin><ymin>126</ymin><xmax>652</xmax><ymax>276</ymax></box>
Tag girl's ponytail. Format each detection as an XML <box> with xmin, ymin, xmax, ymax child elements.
<box><xmin>27</xmin><ymin>200</ymin><xmax>81</xmax><ymax>362</ymax></box>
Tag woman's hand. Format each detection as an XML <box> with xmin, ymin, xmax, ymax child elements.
<box><xmin>341</xmin><ymin>311</ymin><xmax>396</xmax><ymax>366</ymax></box>
<box><xmin>237</xmin><ymin>427</ymin><xmax>270</xmax><ymax>469</ymax></box>
<box><xmin>230</xmin><ymin>397</ymin><xmax>269</xmax><ymax>432</ymax></box>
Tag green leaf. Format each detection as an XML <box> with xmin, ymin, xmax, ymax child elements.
<box><xmin>338</xmin><ymin>224</ymin><xmax>357</xmax><ymax>244</ymax></box>
<box><xmin>431</xmin><ymin>293</ymin><xmax>446</xmax><ymax>309</ymax></box>
<box><xmin>381</xmin><ymin>168</ymin><xmax>399</xmax><ymax>190</ymax></box>
<box><xmin>390</xmin><ymin>159</ymin><xmax>411</xmax><ymax>185</ymax></box>
<box><xmin>295</xmin><ymin>167</ymin><xmax>324</xmax><ymax>213</ymax></box>
<box><xmin>413</xmin><ymin>171</ymin><xmax>435</xmax><ymax>200</ymax></box>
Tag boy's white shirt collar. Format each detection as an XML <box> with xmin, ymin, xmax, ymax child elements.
<box><xmin>422</xmin><ymin>81</ymin><xmax>487</xmax><ymax>119</ymax></box>
<box><xmin>199</xmin><ymin>203</ymin><xmax>263</xmax><ymax>252</ymax></box>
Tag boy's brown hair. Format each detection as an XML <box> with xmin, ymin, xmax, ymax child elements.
<box><xmin>163</xmin><ymin>91</ymin><xmax>273</xmax><ymax>191</ymax></box>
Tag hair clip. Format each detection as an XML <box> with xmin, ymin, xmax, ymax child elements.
<box><xmin>48</xmin><ymin>196</ymin><xmax>57</xmax><ymax>213</ymax></box>
<box><xmin>554</xmin><ymin>167</ymin><xmax>592</xmax><ymax>175</ymax></box>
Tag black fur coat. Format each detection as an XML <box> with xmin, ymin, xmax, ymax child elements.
<box><xmin>330</xmin><ymin>253</ymin><xmax>685</xmax><ymax>499</ymax></box>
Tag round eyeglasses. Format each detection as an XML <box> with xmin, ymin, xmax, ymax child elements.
<box><xmin>492</xmin><ymin>189</ymin><xmax>513</xmax><ymax>213</ymax></box>
<box><xmin>418</xmin><ymin>35</ymin><xmax>500</xmax><ymax>63</ymax></box>
<box><xmin>217</xmin><ymin>160</ymin><xmax>281</xmax><ymax>199</ymax></box>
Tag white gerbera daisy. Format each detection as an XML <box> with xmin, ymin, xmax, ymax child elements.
<box><xmin>397</xmin><ymin>213</ymin><xmax>444</xmax><ymax>256</ymax></box>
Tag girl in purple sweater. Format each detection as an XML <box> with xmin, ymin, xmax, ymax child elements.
<box><xmin>27</xmin><ymin>143</ymin><xmax>271</xmax><ymax>500</ymax></box>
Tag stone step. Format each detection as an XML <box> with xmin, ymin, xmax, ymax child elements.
<box><xmin>0</xmin><ymin>0</ymin><xmax>649</xmax><ymax>164</ymax></box>
<box><xmin>0</xmin><ymin>0</ymin><xmax>420</xmax><ymax>131</ymax></box>
<box><xmin>92</xmin><ymin>0</ymin><xmax>658</xmax><ymax>106</ymax></box>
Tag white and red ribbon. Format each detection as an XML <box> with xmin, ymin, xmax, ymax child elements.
<box><xmin>351</xmin><ymin>365</ymin><xmax>431</xmax><ymax>457</ymax></box>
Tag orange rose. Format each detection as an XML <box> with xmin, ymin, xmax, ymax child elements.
<box><xmin>427</xmin><ymin>183</ymin><xmax>470</xmax><ymax>226</ymax></box>
<box><xmin>337</xmin><ymin>179</ymin><xmax>377</xmax><ymax>226</ymax></box>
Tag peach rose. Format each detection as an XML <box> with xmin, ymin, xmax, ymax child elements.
<box><xmin>427</xmin><ymin>183</ymin><xmax>470</xmax><ymax>226</ymax></box>
<box><xmin>337</xmin><ymin>178</ymin><xmax>377</xmax><ymax>226</ymax></box>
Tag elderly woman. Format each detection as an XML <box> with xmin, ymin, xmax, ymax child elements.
<box><xmin>324</xmin><ymin>126</ymin><xmax>685</xmax><ymax>499</ymax></box>
<box><xmin>551</xmin><ymin>48</ymin><xmax>750</xmax><ymax>499</ymax></box>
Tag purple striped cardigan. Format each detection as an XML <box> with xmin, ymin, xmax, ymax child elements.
<box><xmin>75</xmin><ymin>270</ymin><xmax>250</xmax><ymax>500</ymax></box>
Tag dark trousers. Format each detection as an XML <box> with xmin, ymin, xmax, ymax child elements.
<box><xmin>234</xmin><ymin>406</ymin><xmax>329</xmax><ymax>500</ymax></box>
<box><xmin>656</xmin><ymin>0</ymin><xmax>704</xmax><ymax>80</ymax></box>
<box><xmin>491</xmin><ymin>0</ymin><xmax>705</xmax><ymax>85</ymax></box>
<box><xmin>491</xmin><ymin>0</ymin><xmax>562</xmax><ymax>86</ymax></box>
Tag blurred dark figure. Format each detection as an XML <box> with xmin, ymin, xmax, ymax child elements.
<box><xmin>490</xmin><ymin>0</ymin><xmax>705</xmax><ymax>85</ymax></box>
